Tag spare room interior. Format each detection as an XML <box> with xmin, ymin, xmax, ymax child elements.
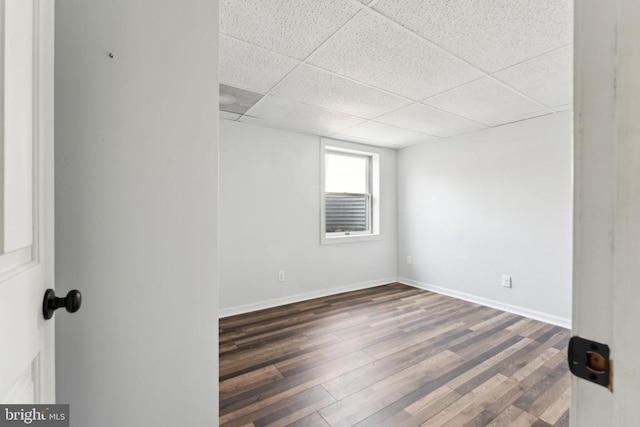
<box><xmin>216</xmin><ymin>1</ymin><xmax>573</xmax><ymax>426</ymax></box>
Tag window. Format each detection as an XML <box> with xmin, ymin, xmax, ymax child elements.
<box><xmin>321</xmin><ymin>140</ymin><xmax>381</xmax><ymax>244</ymax></box>
<box><xmin>325</xmin><ymin>151</ymin><xmax>371</xmax><ymax>234</ymax></box>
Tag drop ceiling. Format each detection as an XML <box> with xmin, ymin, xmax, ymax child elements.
<box><xmin>219</xmin><ymin>0</ymin><xmax>573</xmax><ymax>148</ymax></box>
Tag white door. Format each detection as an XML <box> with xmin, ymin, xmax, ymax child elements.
<box><xmin>54</xmin><ymin>0</ymin><xmax>219</xmax><ymax>426</ymax></box>
<box><xmin>0</xmin><ymin>0</ymin><xmax>56</xmax><ymax>404</ymax></box>
<box><xmin>572</xmin><ymin>0</ymin><xmax>640</xmax><ymax>425</ymax></box>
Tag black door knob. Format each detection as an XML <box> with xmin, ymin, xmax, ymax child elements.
<box><xmin>43</xmin><ymin>289</ymin><xmax>82</xmax><ymax>320</ymax></box>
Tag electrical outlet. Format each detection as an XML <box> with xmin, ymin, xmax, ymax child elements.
<box><xmin>278</xmin><ymin>271</ymin><xmax>286</xmax><ymax>282</ymax></box>
<box><xmin>406</xmin><ymin>255</ymin><xmax>412</xmax><ymax>265</ymax></box>
<box><xmin>502</xmin><ymin>275</ymin><xmax>512</xmax><ymax>288</ymax></box>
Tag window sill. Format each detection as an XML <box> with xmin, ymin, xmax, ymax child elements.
<box><xmin>321</xmin><ymin>233</ymin><xmax>383</xmax><ymax>245</ymax></box>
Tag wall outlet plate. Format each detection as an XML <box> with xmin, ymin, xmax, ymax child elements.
<box><xmin>502</xmin><ymin>275</ymin><xmax>512</xmax><ymax>288</ymax></box>
<box><xmin>278</xmin><ymin>270</ymin><xmax>285</xmax><ymax>282</ymax></box>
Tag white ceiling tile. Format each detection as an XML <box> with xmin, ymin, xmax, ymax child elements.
<box><xmin>220</xmin><ymin>0</ymin><xmax>360</xmax><ymax>60</ymax></box>
<box><xmin>219</xmin><ymin>35</ymin><xmax>300</xmax><ymax>94</ymax></box>
<box><xmin>493</xmin><ymin>45</ymin><xmax>573</xmax><ymax>108</ymax></box>
<box><xmin>271</xmin><ymin>64</ymin><xmax>411</xmax><ymax>119</ymax></box>
<box><xmin>238</xmin><ymin>116</ymin><xmax>324</xmax><ymax>136</ymax></box>
<box><xmin>334</xmin><ymin>121</ymin><xmax>437</xmax><ymax>148</ymax></box>
<box><xmin>423</xmin><ymin>77</ymin><xmax>548</xmax><ymax>126</ymax></box>
<box><xmin>373</xmin><ymin>0</ymin><xmax>573</xmax><ymax>72</ymax></box>
<box><xmin>307</xmin><ymin>11</ymin><xmax>483</xmax><ymax>100</ymax></box>
<box><xmin>244</xmin><ymin>95</ymin><xmax>366</xmax><ymax>135</ymax></box>
<box><xmin>554</xmin><ymin>104</ymin><xmax>572</xmax><ymax>112</ymax></box>
<box><xmin>376</xmin><ymin>103</ymin><xmax>486</xmax><ymax>138</ymax></box>
<box><xmin>493</xmin><ymin>110</ymin><xmax>553</xmax><ymax>127</ymax></box>
<box><xmin>220</xmin><ymin>111</ymin><xmax>241</xmax><ymax>121</ymax></box>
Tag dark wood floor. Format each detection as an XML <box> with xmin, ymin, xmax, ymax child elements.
<box><xmin>219</xmin><ymin>283</ymin><xmax>571</xmax><ymax>427</ymax></box>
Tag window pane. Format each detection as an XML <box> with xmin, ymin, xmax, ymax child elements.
<box><xmin>325</xmin><ymin>153</ymin><xmax>367</xmax><ymax>193</ymax></box>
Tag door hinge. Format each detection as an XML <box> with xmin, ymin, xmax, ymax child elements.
<box><xmin>568</xmin><ymin>336</ymin><xmax>613</xmax><ymax>391</ymax></box>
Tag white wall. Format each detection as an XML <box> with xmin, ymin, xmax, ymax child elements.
<box><xmin>219</xmin><ymin>120</ymin><xmax>397</xmax><ymax>314</ymax></box>
<box><xmin>397</xmin><ymin>112</ymin><xmax>572</xmax><ymax>326</ymax></box>
<box><xmin>55</xmin><ymin>1</ymin><xmax>219</xmax><ymax>425</ymax></box>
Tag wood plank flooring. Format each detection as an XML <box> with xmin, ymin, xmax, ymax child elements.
<box><xmin>219</xmin><ymin>283</ymin><xmax>571</xmax><ymax>427</ymax></box>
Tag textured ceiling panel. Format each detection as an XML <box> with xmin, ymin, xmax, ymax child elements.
<box><xmin>493</xmin><ymin>45</ymin><xmax>573</xmax><ymax>108</ymax></box>
<box><xmin>238</xmin><ymin>116</ymin><xmax>324</xmax><ymax>136</ymax></box>
<box><xmin>333</xmin><ymin>121</ymin><xmax>437</xmax><ymax>148</ymax></box>
<box><xmin>307</xmin><ymin>11</ymin><xmax>483</xmax><ymax>100</ymax></box>
<box><xmin>220</xmin><ymin>0</ymin><xmax>360</xmax><ymax>60</ymax></box>
<box><xmin>219</xmin><ymin>2</ymin><xmax>573</xmax><ymax>144</ymax></box>
<box><xmin>423</xmin><ymin>77</ymin><xmax>548</xmax><ymax>126</ymax></box>
<box><xmin>373</xmin><ymin>0</ymin><xmax>573</xmax><ymax>72</ymax></box>
<box><xmin>244</xmin><ymin>95</ymin><xmax>366</xmax><ymax>135</ymax></box>
<box><xmin>220</xmin><ymin>35</ymin><xmax>300</xmax><ymax>94</ymax></box>
<box><xmin>376</xmin><ymin>103</ymin><xmax>486</xmax><ymax>138</ymax></box>
<box><xmin>554</xmin><ymin>104</ymin><xmax>572</xmax><ymax>112</ymax></box>
<box><xmin>220</xmin><ymin>111</ymin><xmax>241</xmax><ymax>121</ymax></box>
<box><xmin>271</xmin><ymin>64</ymin><xmax>411</xmax><ymax>119</ymax></box>
<box><xmin>496</xmin><ymin>110</ymin><xmax>553</xmax><ymax>125</ymax></box>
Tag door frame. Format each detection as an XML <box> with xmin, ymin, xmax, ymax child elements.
<box><xmin>572</xmin><ymin>0</ymin><xmax>640</xmax><ymax>425</ymax></box>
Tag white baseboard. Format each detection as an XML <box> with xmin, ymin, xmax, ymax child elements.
<box><xmin>398</xmin><ymin>277</ymin><xmax>571</xmax><ymax>329</ymax></box>
<box><xmin>218</xmin><ymin>277</ymin><xmax>397</xmax><ymax>318</ymax></box>
<box><xmin>219</xmin><ymin>276</ymin><xmax>572</xmax><ymax>329</ymax></box>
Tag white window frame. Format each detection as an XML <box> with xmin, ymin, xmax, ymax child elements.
<box><xmin>320</xmin><ymin>139</ymin><xmax>382</xmax><ymax>245</ymax></box>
